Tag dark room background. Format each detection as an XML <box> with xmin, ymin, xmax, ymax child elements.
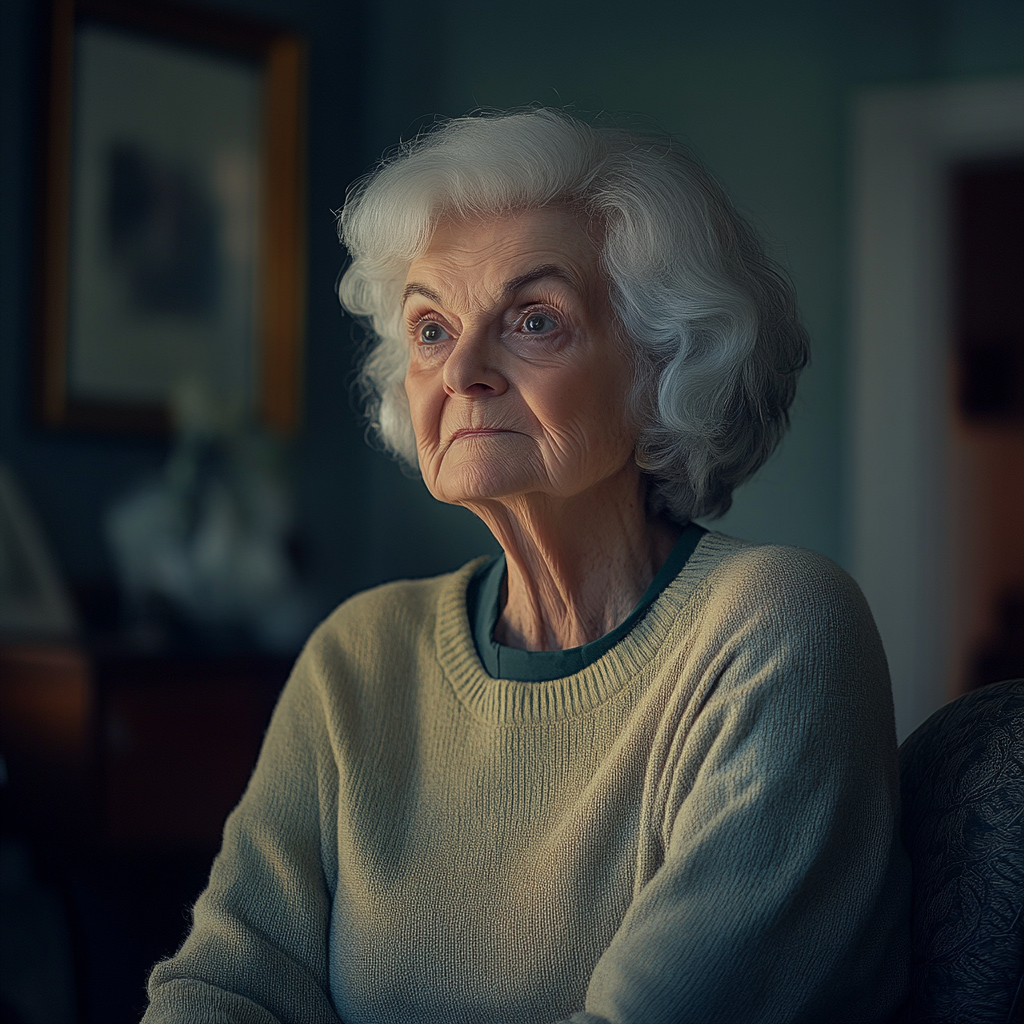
<box><xmin>3</xmin><ymin>0</ymin><xmax>1021</xmax><ymax>619</ymax></box>
<box><xmin>0</xmin><ymin>2</ymin><xmax>1022</xmax><ymax>1022</ymax></box>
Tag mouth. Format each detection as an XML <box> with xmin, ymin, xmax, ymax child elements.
<box><xmin>448</xmin><ymin>428</ymin><xmax>509</xmax><ymax>442</ymax></box>
<box><xmin>441</xmin><ymin>427</ymin><xmax>515</xmax><ymax>456</ymax></box>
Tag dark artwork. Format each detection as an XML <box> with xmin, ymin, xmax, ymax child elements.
<box><xmin>104</xmin><ymin>142</ymin><xmax>221</xmax><ymax>319</ymax></box>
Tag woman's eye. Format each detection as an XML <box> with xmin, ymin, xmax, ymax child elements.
<box><xmin>522</xmin><ymin>313</ymin><xmax>556</xmax><ymax>334</ymax></box>
<box><xmin>419</xmin><ymin>322</ymin><xmax>449</xmax><ymax>344</ymax></box>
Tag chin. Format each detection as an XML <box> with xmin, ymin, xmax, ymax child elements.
<box><xmin>425</xmin><ymin>439</ymin><xmax>539</xmax><ymax>503</ymax></box>
<box><xmin>429</xmin><ymin>460</ymin><xmax>539</xmax><ymax>506</ymax></box>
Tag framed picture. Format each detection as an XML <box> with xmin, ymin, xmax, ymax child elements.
<box><xmin>36</xmin><ymin>0</ymin><xmax>306</xmax><ymax>434</ymax></box>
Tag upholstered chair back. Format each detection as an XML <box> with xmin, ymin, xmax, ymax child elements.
<box><xmin>899</xmin><ymin>678</ymin><xmax>1024</xmax><ymax>1023</ymax></box>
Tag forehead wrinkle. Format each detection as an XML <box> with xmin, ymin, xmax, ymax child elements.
<box><xmin>402</xmin><ymin>263</ymin><xmax>589</xmax><ymax>314</ymax></box>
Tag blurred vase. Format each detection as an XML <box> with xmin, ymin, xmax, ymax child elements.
<box><xmin>105</xmin><ymin>379</ymin><xmax>311</xmax><ymax>653</ymax></box>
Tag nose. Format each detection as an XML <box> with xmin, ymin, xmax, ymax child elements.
<box><xmin>442</xmin><ymin>328</ymin><xmax>508</xmax><ymax>397</ymax></box>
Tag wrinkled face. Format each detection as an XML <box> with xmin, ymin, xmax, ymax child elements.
<box><xmin>402</xmin><ymin>206</ymin><xmax>638</xmax><ymax>509</ymax></box>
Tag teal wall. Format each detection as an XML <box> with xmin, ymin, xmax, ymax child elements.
<box><xmin>1</xmin><ymin>0</ymin><xmax>1021</xmax><ymax>625</ymax></box>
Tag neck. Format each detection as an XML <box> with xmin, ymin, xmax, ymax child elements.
<box><xmin>462</xmin><ymin>466</ymin><xmax>681</xmax><ymax>651</ymax></box>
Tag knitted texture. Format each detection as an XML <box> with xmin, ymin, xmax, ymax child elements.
<box><xmin>144</xmin><ymin>532</ymin><xmax>910</xmax><ymax>1024</ymax></box>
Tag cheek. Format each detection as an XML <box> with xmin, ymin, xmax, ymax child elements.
<box><xmin>537</xmin><ymin>361</ymin><xmax>635</xmax><ymax>453</ymax></box>
<box><xmin>591</xmin><ymin>350</ymin><xmax>638</xmax><ymax>440</ymax></box>
<box><xmin>404</xmin><ymin>367</ymin><xmax>444</xmax><ymax>447</ymax></box>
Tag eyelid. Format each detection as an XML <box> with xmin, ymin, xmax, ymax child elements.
<box><xmin>404</xmin><ymin>304</ymin><xmax>439</xmax><ymax>326</ymax></box>
<box><xmin>406</xmin><ymin>311</ymin><xmax>451</xmax><ymax>335</ymax></box>
<box><xmin>404</xmin><ymin>294</ymin><xmax>445</xmax><ymax>321</ymax></box>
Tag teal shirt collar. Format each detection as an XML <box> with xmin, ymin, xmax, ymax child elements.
<box><xmin>467</xmin><ymin>521</ymin><xmax>707</xmax><ymax>682</ymax></box>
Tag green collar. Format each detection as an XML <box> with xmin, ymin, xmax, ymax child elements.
<box><xmin>466</xmin><ymin>522</ymin><xmax>707</xmax><ymax>681</ymax></box>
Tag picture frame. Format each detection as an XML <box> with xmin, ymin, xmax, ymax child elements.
<box><xmin>36</xmin><ymin>0</ymin><xmax>307</xmax><ymax>434</ymax></box>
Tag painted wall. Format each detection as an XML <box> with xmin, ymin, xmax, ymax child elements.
<box><xmin>1</xmin><ymin>0</ymin><xmax>1021</xmax><ymax>626</ymax></box>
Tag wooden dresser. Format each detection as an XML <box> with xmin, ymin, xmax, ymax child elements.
<box><xmin>0</xmin><ymin>641</ymin><xmax>293</xmax><ymax>855</ymax></box>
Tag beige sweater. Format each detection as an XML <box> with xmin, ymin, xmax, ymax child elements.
<box><xmin>144</xmin><ymin>532</ymin><xmax>910</xmax><ymax>1024</ymax></box>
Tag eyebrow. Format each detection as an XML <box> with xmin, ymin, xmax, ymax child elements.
<box><xmin>400</xmin><ymin>264</ymin><xmax>582</xmax><ymax>309</ymax></box>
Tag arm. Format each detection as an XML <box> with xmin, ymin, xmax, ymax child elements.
<box><xmin>565</xmin><ymin>552</ymin><xmax>910</xmax><ymax>1024</ymax></box>
<box><xmin>143</xmin><ymin>651</ymin><xmax>343</xmax><ymax>1024</ymax></box>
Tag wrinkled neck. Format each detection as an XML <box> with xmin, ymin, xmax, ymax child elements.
<box><xmin>463</xmin><ymin>466</ymin><xmax>681</xmax><ymax>651</ymax></box>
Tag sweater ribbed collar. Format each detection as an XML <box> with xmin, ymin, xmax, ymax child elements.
<box><xmin>435</xmin><ymin>530</ymin><xmax>736</xmax><ymax>725</ymax></box>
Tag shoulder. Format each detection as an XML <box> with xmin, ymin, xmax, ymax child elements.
<box><xmin>319</xmin><ymin>570</ymin><xmax>453</xmax><ymax>637</ymax></box>
<box><xmin>692</xmin><ymin>531</ymin><xmax>875</xmax><ymax>634</ymax></box>
<box><xmin>293</xmin><ymin>558</ymin><xmax>485</xmax><ymax>690</ymax></box>
<box><xmin>679</xmin><ymin>532</ymin><xmax>890</xmax><ymax>714</ymax></box>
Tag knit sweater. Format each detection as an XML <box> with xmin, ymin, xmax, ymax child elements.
<box><xmin>143</xmin><ymin>531</ymin><xmax>911</xmax><ymax>1024</ymax></box>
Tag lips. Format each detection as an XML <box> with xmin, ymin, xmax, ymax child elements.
<box><xmin>448</xmin><ymin>428</ymin><xmax>509</xmax><ymax>442</ymax></box>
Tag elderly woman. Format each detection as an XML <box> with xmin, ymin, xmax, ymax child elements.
<box><xmin>144</xmin><ymin>109</ymin><xmax>909</xmax><ymax>1023</ymax></box>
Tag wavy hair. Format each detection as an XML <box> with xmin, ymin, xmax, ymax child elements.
<box><xmin>337</xmin><ymin>108</ymin><xmax>808</xmax><ymax>522</ymax></box>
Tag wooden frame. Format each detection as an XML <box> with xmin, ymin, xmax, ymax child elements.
<box><xmin>36</xmin><ymin>0</ymin><xmax>306</xmax><ymax>434</ymax></box>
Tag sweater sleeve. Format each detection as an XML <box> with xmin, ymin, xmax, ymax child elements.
<box><xmin>142</xmin><ymin>646</ymin><xmax>343</xmax><ymax>1024</ymax></box>
<box><xmin>562</xmin><ymin>550</ymin><xmax>910</xmax><ymax>1024</ymax></box>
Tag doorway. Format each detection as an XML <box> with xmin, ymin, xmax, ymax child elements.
<box><xmin>850</xmin><ymin>78</ymin><xmax>1024</xmax><ymax>740</ymax></box>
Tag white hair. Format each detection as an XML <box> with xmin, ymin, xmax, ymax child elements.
<box><xmin>337</xmin><ymin>108</ymin><xmax>808</xmax><ymax>522</ymax></box>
